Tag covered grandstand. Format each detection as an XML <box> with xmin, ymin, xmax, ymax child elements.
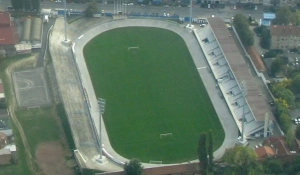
<box><xmin>194</xmin><ymin>17</ymin><xmax>274</xmax><ymax>138</ymax></box>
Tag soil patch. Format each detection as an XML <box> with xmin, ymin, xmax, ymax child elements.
<box><xmin>35</xmin><ymin>141</ymin><xmax>73</xmax><ymax>175</ymax></box>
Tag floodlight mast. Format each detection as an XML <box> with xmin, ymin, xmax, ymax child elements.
<box><xmin>241</xmin><ymin>81</ymin><xmax>247</xmax><ymax>142</ymax></box>
<box><xmin>189</xmin><ymin>0</ymin><xmax>192</xmax><ymax>27</ymax></box>
<box><xmin>64</xmin><ymin>0</ymin><xmax>68</xmax><ymax>41</ymax></box>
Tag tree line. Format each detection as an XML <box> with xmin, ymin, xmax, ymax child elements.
<box><xmin>10</xmin><ymin>0</ymin><xmax>40</xmax><ymax>11</ymax></box>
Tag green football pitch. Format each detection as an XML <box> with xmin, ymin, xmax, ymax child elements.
<box><xmin>83</xmin><ymin>27</ymin><xmax>224</xmax><ymax>163</ymax></box>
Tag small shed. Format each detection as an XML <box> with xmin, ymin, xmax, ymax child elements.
<box><xmin>41</xmin><ymin>8</ymin><xmax>52</xmax><ymax>17</ymax></box>
<box><xmin>0</xmin><ymin>79</ymin><xmax>5</xmax><ymax>99</ymax></box>
<box><xmin>261</xmin><ymin>13</ymin><xmax>276</xmax><ymax>26</ymax></box>
<box><xmin>0</xmin><ymin>149</ymin><xmax>11</xmax><ymax>165</ymax></box>
<box><xmin>15</xmin><ymin>44</ymin><xmax>31</xmax><ymax>54</ymax></box>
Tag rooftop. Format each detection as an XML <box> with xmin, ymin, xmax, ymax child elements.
<box><xmin>0</xmin><ymin>24</ymin><xmax>18</xmax><ymax>45</ymax></box>
<box><xmin>263</xmin><ymin>13</ymin><xmax>276</xmax><ymax>20</ymax></box>
<box><xmin>270</xmin><ymin>25</ymin><xmax>300</xmax><ymax>37</ymax></box>
<box><xmin>255</xmin><ymin>146</ymin><xmax>275</xmax><ymax>160</ymax></box>
<box><xmin>263</xmin><ymin>136</ymin><xmax>291</xmax><ymax>156</ymax></box>
<box><xmin>0</xmin><ymin>12</ymin><xmax>11</xmax><ymax>27</ymax></box>
<box><xmin>207</xmin><ymin>17</ymin><xmax>273</xmax><ymax>121</ymax></box>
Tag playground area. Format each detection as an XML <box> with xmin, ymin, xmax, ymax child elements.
<box><xmin>12</xmin><ymin>67</ymin><xmax>51</xmax><ymax>107</ymax></box>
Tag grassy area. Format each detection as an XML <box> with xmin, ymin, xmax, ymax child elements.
<box><xmin>0</xmin><ymin>55</ymin><xmax>36</xmax><ymax>175</ymax></box>
<box><xmin>84</xmin><ymin>27</ymin><xmax>225</xmax><ymax>163</ymax></box>
<box><xmin>0</xmin><ymin>122</ymin><xmax>31</xmax><ymax>175</ymax></box>
<box><xmin>56</xmin><ymin>103</ymin><xmax>76</xmax><ymax>150</ymax></box>
<box><xmin>15</xmin><ymin>106</ymin><xmax>59</xmax><ymax>155</ymax></box>
<box><xmin>0</xmin><ymin>55</ymin><xmax>76</xmax><ymax>174</ymax></box>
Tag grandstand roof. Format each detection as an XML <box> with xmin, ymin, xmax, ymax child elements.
<box><xmin>207</xmin><ymin>17</ymin><xmax>273</xmax><ymax>122</ymax></box>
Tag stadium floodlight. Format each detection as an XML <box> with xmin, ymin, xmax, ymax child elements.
<box><xmin>240</xmin><ymin>81</ymin><xmax>247</xmax><ymax>143</ymax></box>
<box><xmin>63</xmin><ymin>0</ymin><xmax>68</xmax><ymax>42</ymax></box>
<box><xmin>98</xmin><ymin>98</ymin><xmax>106</xmax><ymax>160</ymax></box>
<box><xmin>189</xmin><ymin>0</ymin><xmax>192</xmax><ymax>27</ymax></box>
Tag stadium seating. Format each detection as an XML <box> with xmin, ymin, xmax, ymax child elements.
<box><xmin>193</xmin><ymin>24</ymin><xmax>265</xmax><ymax>137</ymax></box>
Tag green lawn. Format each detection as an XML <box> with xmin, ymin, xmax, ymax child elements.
<box><xmin>83</xmin><ymin>27</ymin><xmax>224</xmax><ymax>163</ymax></box>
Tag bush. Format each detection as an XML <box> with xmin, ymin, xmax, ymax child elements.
<box><xmin>263</xmin><ymin>50</ymin><xmax>277</xmax><ymax>58</ymax></box>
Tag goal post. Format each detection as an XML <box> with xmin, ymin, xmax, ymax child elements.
<box><xmin>160</xmin><ymin>133</ymin><xmax>172</xmax><ymax>138</ymax></box>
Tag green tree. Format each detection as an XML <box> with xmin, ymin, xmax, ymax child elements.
<box><xmin>262</xmin><ymin>158</ymin><xmax>283</xmax><ymax>174</ymax></box>
<box><xmin>23</xmin><ymin>0</ymin><xmax>32</xmax><ymax>10</ymax></box>
<box><xmin>296</xmin><ymin>125</ymin><xmax>300</xmax><ymax>140</ymax></box>
<box><xmin>198</xmin><ymin>132</ymin><xmax>208</xmax><ymax>172</ymax></box>
<box><xmin>11</xmin><ymin>0</ymin><xmax>23</xmax><ymax>10</ymax></box>
<box><xmin>286</xmin><ymin>128</ymin><xmax>294</xmax><ymax>149</ymax></box>
<box><xmin>272</xmin><ymin>83</ymin><xmax>295</xmax><ymax>108</ymax></box>
<box><xmin>273</xmin><ymin>6</ymin><xmax>292</xmax><ymax>25</ymax></box>
<box><xmin>279</xmin><ymin>113</ymin><xmax>291</xmax><ymax>133</ymax></box>
<box><xmin>233</xmin><ymin>14</ymin><xmax>254</xmax><ymax>48</ymax></box>
<box><xmin>31</xmin><ymin>0</ymin><xmax>40</xmax><ymax>11</ymax></box>
<box><xmin>270</xmin><ymin>57</ymin><xmax>285</xmax><ymax>75</ymax></box>
<box><xmin>291</xmin><ymin>75</ymin><xmax>300</xmax><ymax>94</ymax></box>
<box><xmin>85</xmin><ymin>1</ymin><xmax>98</xmax><ymax>17</ymax></box>
<box><xmin>286</xmin><ymin>156</ymin><xmax>300</xmax><ymax>174</ymax></box>
<box><xmin>260</xmin><ymin>28</ymin><xmax>271</xmax><ymax>49</ymax></box>
<box><xmin>290</xmin><ymin>10</ymin><xmax>300</xmax><ymax>26</ymax></box>
<box><xmin>223</xmin><ymin>146</ymin><xmax>262</xmax><ymax>175</ymax></box>
<box><xmin>207</xmin><ymin>130</ymin><xmax>214</xmax><ymax>171</ymax></box>
<box><xmin>124</xmin><ymin>159</ymin><xmax>143</xmax><ymax>175</ymax></box>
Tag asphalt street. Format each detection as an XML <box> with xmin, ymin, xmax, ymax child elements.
<box><xmin>0</xmin><ymin>0</ymin><xmax>264</xmax><ymax>20</ymax></box>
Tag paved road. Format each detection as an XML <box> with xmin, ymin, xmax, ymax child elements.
<box><xmin>0</xmin><ymin>0</ymin><xmax>264</xmax><ymax>19</ymax></box>
<box><xmin>71</xmin><ymin>18</ymin><xmax>237</xmax><ymax>170</ymax></box>
<box><xmin>36</xmin><ymin>19</ymin><xmax>56</xmax><ymax>67</ymax></box>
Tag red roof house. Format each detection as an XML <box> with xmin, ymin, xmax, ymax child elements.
<box><xmin>0</xmin><ymin>12</ymin><xmax>18</xmax><ymax>46</ymax></box>
<box><xmin>0</xmin><ymin>12</ymin><xmax>11</xmax><ymax>27</ymax></box>
<box><xmin>263</xmin><ymin>136</ymin><xmax>291</xmax><ymax>156</ymax></box>
<box><xmin>255</xmin><ymin>146</ymin><xmax>275</xmax><ymax>160</ymax></box>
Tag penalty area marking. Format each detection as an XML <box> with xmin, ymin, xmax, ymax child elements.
<box><xmin>197</xmin><ymin>66</ymin><xmax>207</xmax><ymax>70</ymax></box>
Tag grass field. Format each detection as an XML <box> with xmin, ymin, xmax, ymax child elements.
<box><xmin>83</xmin><ymin>27</ymin><xmax>224</xmax><ymax>163</ymax></box>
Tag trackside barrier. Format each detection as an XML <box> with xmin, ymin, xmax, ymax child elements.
<box><xmin>71</xmin><ymin>42</ymin><xmax>126</xmax><ymax>165</ymax></box>
<box><xmin>71</xmin><ymin>42</ymin><xmax>103</xmax><ymax>156</ymax></box>
<box><xmin>102</xmin><ymin>148</ymin><xmax>125</xmax><ymax>166</ymax></box>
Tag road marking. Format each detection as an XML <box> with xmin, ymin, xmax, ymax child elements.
<box><xmin>197</xmin><ymin>66</ymin><xmax>207</xmax><ymax>70</ymax></box>
<box><xmin>78</xmin><ymin>35</ymin><xmax>84</xmax><ymax>39</ymax></box>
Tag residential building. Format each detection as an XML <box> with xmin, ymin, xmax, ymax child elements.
<box><xmin>0</xmin><ymin>11</ymin><xmax>18</xmax><ymax>55</ymax></box>
<box><xmin>279</xmin><ymin>0</ymin><xmax>297</xmax><ymax>7</ymax></box>
<box><xmin>255</xmin><ymin>145</ymin><xmax>275</xmax><ymax>160</ymax></box>
<box><xmin>270</xmin><ymin>25</ymin><xmax>300</xmax><ymax>50</ymax></box>
<box><xmin>263</xmin><ymin>136</ymin><xmax>291</xmax><ymax>156</ymax></box>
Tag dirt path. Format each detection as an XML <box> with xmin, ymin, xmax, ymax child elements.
<box><xmin>35</xmin><ymin>141</ymin><xmax>74</xmax><ymax>175</ymax></box>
